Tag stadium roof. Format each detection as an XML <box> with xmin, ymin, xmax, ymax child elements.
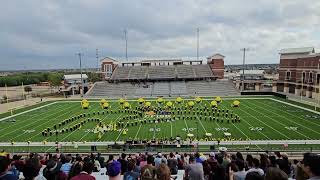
<box><xmin>279</xmin><ymin>47</ymin><xmax>315</xmax><ymax>54</ymax></box>
<box><xmin>63</xmin><ymin>74</ymin><xmax>88</xmax><ymax>80</ymax></box>
<box><xmin>207</xmin><ymin>53</ymin><xmax>225</xmax><ymax>59</ymax></box>
<box><xmin>100</xmin><ymin>57</ymin><xmax>118</xmax><ymax>63</ymax></box>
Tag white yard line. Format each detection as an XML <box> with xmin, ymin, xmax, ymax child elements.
<box><xmin>258</xmin><ymin>99</ymin><xmax>320</xmax><ymax>131</ymax></box>
<box><xmin>235</xmin><ymin>105</ymin><xmax>272</xmax><ymax>140</ymax></box>
<box><xmin>0</xmin><ymin>102</ymin><xmax>57</xmax><ymax>122</ymax></box>
<box><xmin>183</xmin><ymin>119</ymin><xmax>190</xmax><ymax>134</ymax></box>
<box><xmin>219</xmin><ymin>103</ymin><xmax>250</xmax><ymax>139</ymax></box>
<box><xmin>1</xmin><ymin>103</ymin><xmax>76</xmax><ymax>139</ymax></box>
<box><xmin>170</xmin><ymin>122</ymin><xmax>173</xmax><ymax>137</ymax></box>
<box><xmin>115</xmin><ymin>123</ymin><xmax>128</xmax><ymax>141</ymax></box>
<box><xmin>20</xmin><ymin>103</ymin><xmax>81</xmax><ymax>141</ymax></box>
<box><xmin>247</xmin><ymin>102</ymin><xmax>312</xmax><ymax>139</ymax></box>
<box><xmin>0</xmin><ymin>103</ymin><xmax>64</xmax><ymax>132</ymax></box>
<box><xmin>134</xmin><ymin>124</ymin><xmax>143</xmax><ymax>139</ymax></box>
<box><xmin>240</xmin><ymin>103</ymin><xmax>290</xmax><ymax>139</ymax></box>
<box><xmin>60</xmin><ymin>105</ymin><xmax>103</xmax><ymax>142</ymax></box>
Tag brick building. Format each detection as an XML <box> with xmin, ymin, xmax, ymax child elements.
<box><xmin>207</xmin><ymin>54</ymin><xmax>225</xmax><ymax>79</ymax></box>
<box><xmin>100</xmin><ymin>57</ymin><xmax>118</xmax><ymax>80</ymax></box>
<box><xmin>277</xmin><ymin>47</ymin><xmax>320</xmax><ymax>98</ymax></box>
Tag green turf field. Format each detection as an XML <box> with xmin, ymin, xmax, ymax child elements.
<box><xmin>1</xmin><ymin>97</ymin><xmax>320</xmax><ymax>143</ymax></box>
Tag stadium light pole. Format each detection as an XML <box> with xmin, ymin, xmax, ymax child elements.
<box><xmin>197</xmin><ymin>28</ymin><xmax>199</xmax><ymax>61</ymax></box>
<box><xmin>96</xmin><ymin>48</ymin><xmax>99</xmax><ymax>72</ymax></box>
<box><xmin>240</xmin><ymin>48</ymin><xmax>250</xmax><ymax>91</ymax></box>
<box><xmin>76</xmin><ymin>52</ymin><xmax>84</xmax><ymax>97</ymax></box>
<box><xmin>124</xmin><ymin>29</ymin><xmax>128</xmax><ymax>61</ymax></box>
<box><xmin>317</xmin><ymin>59</ymin><xmax>320</xmax><ymax>111</ymax></box>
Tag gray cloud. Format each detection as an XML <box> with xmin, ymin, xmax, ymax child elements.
<box><xmin>0</xmin><ymin>0</ymin><xmax>320</xmax><ymax>70</ymax></box>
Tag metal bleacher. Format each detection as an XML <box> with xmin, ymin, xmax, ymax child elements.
<box><xmin>193</xmin><ymin>65</ymin><xmax>214</xmax><ymax>78</ymax></box>
<box><xmin>148</xmin><ymin>66</ymin><xmax>176</xmax><ymax>79</ymax></box>
<box><xmin>111</xmin><ymin>64</ymin><xmax>214</xmax><ymax>81</ymax></box>
<box><xmin>170</xmin><ymin>81</ymin><xmax>188</xmax><ymax>96</ymax></box>
<box><xmin>176</xmin><ymin>65</ymin><xmax>196</xmax><ymax>78</ymax></box>
<box><xmin>128</xmin><ymin>66</ymin><xmax>147</xmax><ymax>79</ymax></box>
<box><xmin>86</xmin><ymin>80</ymin><xmax>239</xmax><ymax>97</ymax></box>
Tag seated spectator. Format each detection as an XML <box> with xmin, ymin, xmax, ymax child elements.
<box><xmin>202</xmin><ymin>160</ymin><xmax>211</xmax><ymax>180</ymax></box>
<box><xmin>118</xmin><ymin>153</ymin><xmax>128</xmax><ymax>175</ymax></box>
<box><xmin>234</xmin><ymin>160</ymin><xmax>247</xmax><ymax>180</ymax></box>
<box><xmin>69</xmin><ymin>161</ymin><xmax>83</xmax><ymax>179</ymax></box>
<box><xmin>301</xmin><ymin>153</ymin><xmax>320</xmax><ymax>180</ymax></box>
<box><xmin>213</xmin><ymin>155</ymin><xmax>226</xmax><ymax>180</ymax></box>
<box><xmin>43</xmin><ymin>159</ymin><xmax>67</xmax><ymax>180</ymax></box>
<box><xmin>60</xmin><ymin>154</ymin><xmax>72</xmax><ymax>175</ymax></box>
<box><xmin>155</xmin><ymin>153</ymin><xmax>163</xmax><ymax>168</ymax></box>
<box><xmin>107</xmin><ymin>160</ymin><xmax>121</xmax><ymax>180</ymax></box>
<box><xmin>184</xmin><ymin>155</ymin><xmax>204</xmax><ymax>180</ymax></box>
<box><xmin>167</xmin><ymin>153</ymin><xmax>178</xmax><ymax>175</ymax></box>
<box><xmin>247</xmin><ymin>158</ymin><xmax>264</xmax><ymax>176</ymax></box>
<box><xmin>0</xmin><ymin>156</ymin><xmax>18</xmax><ymax>180</ymax></box>
<box><xmin>124</xmin><ymin>159</ymin><xmax>139</xmax><ymax>180</ymax></box>
<box><xmin>245</xmin><ymin>171</ymin><xmax>263</xmax><ymax>180</ymax></box>
<box><xmin>156</xmin><ymin>163</ymin><xmax>171</xmax><ymax>180</ymax></box>
<box><xmin>264</xmin><ymin>167</ymin><xmax>288</xmax><ymax>180</ymax></box>
<box><xmin>141</xmin><ymin>155</ymin><xmax>156</xmax><ymax>180</ymax></box>
<box><xmin>96</xmin><ymin>153</ymin><xmax>105</xmax><ymax>168</ymax></box>
<box><xmin>195</xmin><ymin>153</ymin><xmax>203</xmax><ymax>164</ymax></box>
<box><xmin>70</xmin><ymin>161</ymin><xmax>95</xmax><ymax>180</ymax></box>
<box><xmin>22</xmin><ymin>157</ymin><xmax>44</xmax><ymax>180</ymax></box>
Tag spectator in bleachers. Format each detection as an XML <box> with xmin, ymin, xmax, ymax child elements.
<box><xmin>202</xmin><ymin>160</ymin><xmax>211</xmax><ymax>179</ymax></box>
<box><xmin>244</xmin><ymin>171</ymin><xmax>263</xmax><ymax>180</ymax></box>
<box><xmin>247</xmin><ymin>158</ymin><xmax>264</xmax><ymax>176</ymax></box>
<box><xmin>69</xmin><ymin>161</ymin><xmax>85</xmax><ymax>180</ymax></box>
<box><xmin>246</xmin><ymin>155</ymin><xmax>254</xmax><ymax>169</ymax></box>
<box><xmin>156</xmin><ymin>163</ymin><xmax>171</xmax><ymax>180</ymax></box>
<box><xmin>264</xmin><ymin>167</ymin><xmax>288</xmax><ymax>180</ymax></box>
<box><xmin>118</xmin><ymin>153</ymin><xmax>128</xmax><ymax>175</ymax></box>
<box><xmin>22</xmin><ymin>157</ymin><xmax>44</xmax><ymax>180</ymax></box>
<box><xmin>60</xmin><ymin>154</ymin><xmax>72</xmax><ymax>175</ymax></box>
<box><xmin>70</xmin><ymin>161</ymin><xmax>95</xmax><ymax>180</ymax></box>
<box><xmin>167</xmin><ymin>152</ymin><xmax>178</xmax><ymax>175</ymax></box>
<box><xmin>213</xmin><ymin>155</ymin><xmax>226</xmax><ymax>180</ymax></box>
<box><xmin>107</xmin><ymin>160</ymin><xmax>121</xmax><ymax>180</ymax></box>
<box><xmin>195</xmin><ymin>153</ymin><xmax>203</xmax><ymax>164</ymax></box>
<box><xmin>140</xmin><ymin>155</ymin><xmax>156</xmax><ymax>180</ymax></box>
<box><xmin>96</xmin><ymin>153</ymin><xmax>105</xmax><ymax>168</ymax></box>
<box><xmin>233</xmin><ymin>160</ymin><xmax>247</xmax><ymax>180</ymax></box>
<box><xmin>184</xmin><ymin>155</ymin><xmax>204</xmax><ymax>180</ymax></box>
<box><xmin>155</xmin><ymin>153</ymin><xmax>163</xmax><ymax>168</ymax></box>
<box><xmin>43</xmin><ymin>159</ymin><xmax>67</xmax><ymax>180</ymax></box>
<box><xmin>0</xmin><ymin>156</ymin><xmax>18</xmax><ymax>180</ymax></box>
<box><xmin>259</xmin><ymin>154</ymin><xmax>270</xmax><ymax>173</ymax></box>
<box><xmin>123</xmin><ymin>159</ymin><xmax>139</xmax><ymax>180</ymax></box>
<box><xmin>301</xmin><ymin>153</ymin><xmax>320</xmax><ymax>180</ymax></box>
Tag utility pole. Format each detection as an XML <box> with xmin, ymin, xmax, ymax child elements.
<box><xmin>197</xmin><ymin>28</ymin><xmax>199</xmax><ymax>61</ymax></box>
<box><xmin>76</xmin><ymin>52</ymin><xmax>84</xmax><ymax>97</ymax></box>
<box><xmin>124</xmin><ymin>29</ymin><xmax>128</xmax><ymax>61</ymax></box>
<box><xmin>96</xmin><ymin>49</ymin><xmax>99</xmax><ymax>72</ymax></box>
<box><xmin>240</xmin><ymin>48</ymin><xmax>249</xmax><ymax>91</ymax></box>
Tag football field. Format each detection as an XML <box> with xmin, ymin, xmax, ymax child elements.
<box><xmin>1</xmin><ymin>96</ymin><xmax>320</xmax><ymax>144</ymax></box>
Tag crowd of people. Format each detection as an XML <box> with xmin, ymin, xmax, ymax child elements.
<box><xmin>0</xmin><ymin>150</ymin><xmax>319</xmax><ymax>180</ymax></box>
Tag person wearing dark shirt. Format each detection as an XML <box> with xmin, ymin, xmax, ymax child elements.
<box><xmin>118</xmin><ymin>153</ymin><xmax>128</xmax><ymax>175</ymax></box>
<box><xmin>0</xmin><ymin>156</ymin><xmax>18</xmax><ymax>180</ymax></box>
<box><xmin>124</xmin><ymin>159</ymin><xmax>139</xmax><ymax>180</ymax></box>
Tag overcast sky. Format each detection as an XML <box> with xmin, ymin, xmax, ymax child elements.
<box><xmin>0</xmin><ymin>0</ymin><xmax>320</xmax><ymax>70</ymax></box>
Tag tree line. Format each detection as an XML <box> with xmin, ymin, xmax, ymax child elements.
<box><xmin>0</xmin><ymin>71</ymin><xmax>101</xmax><ymax>87</ymax></box>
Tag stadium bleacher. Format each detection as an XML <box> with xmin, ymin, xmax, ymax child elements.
<box><xmin>86</xmin><ymin>80</ymin><xmax>239</xmax><ymax>97</ymax></box>
<box><xmin>110</xmin><ymin>64</ymin><xmax>214</xmax><ymax>81</ymax></box>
